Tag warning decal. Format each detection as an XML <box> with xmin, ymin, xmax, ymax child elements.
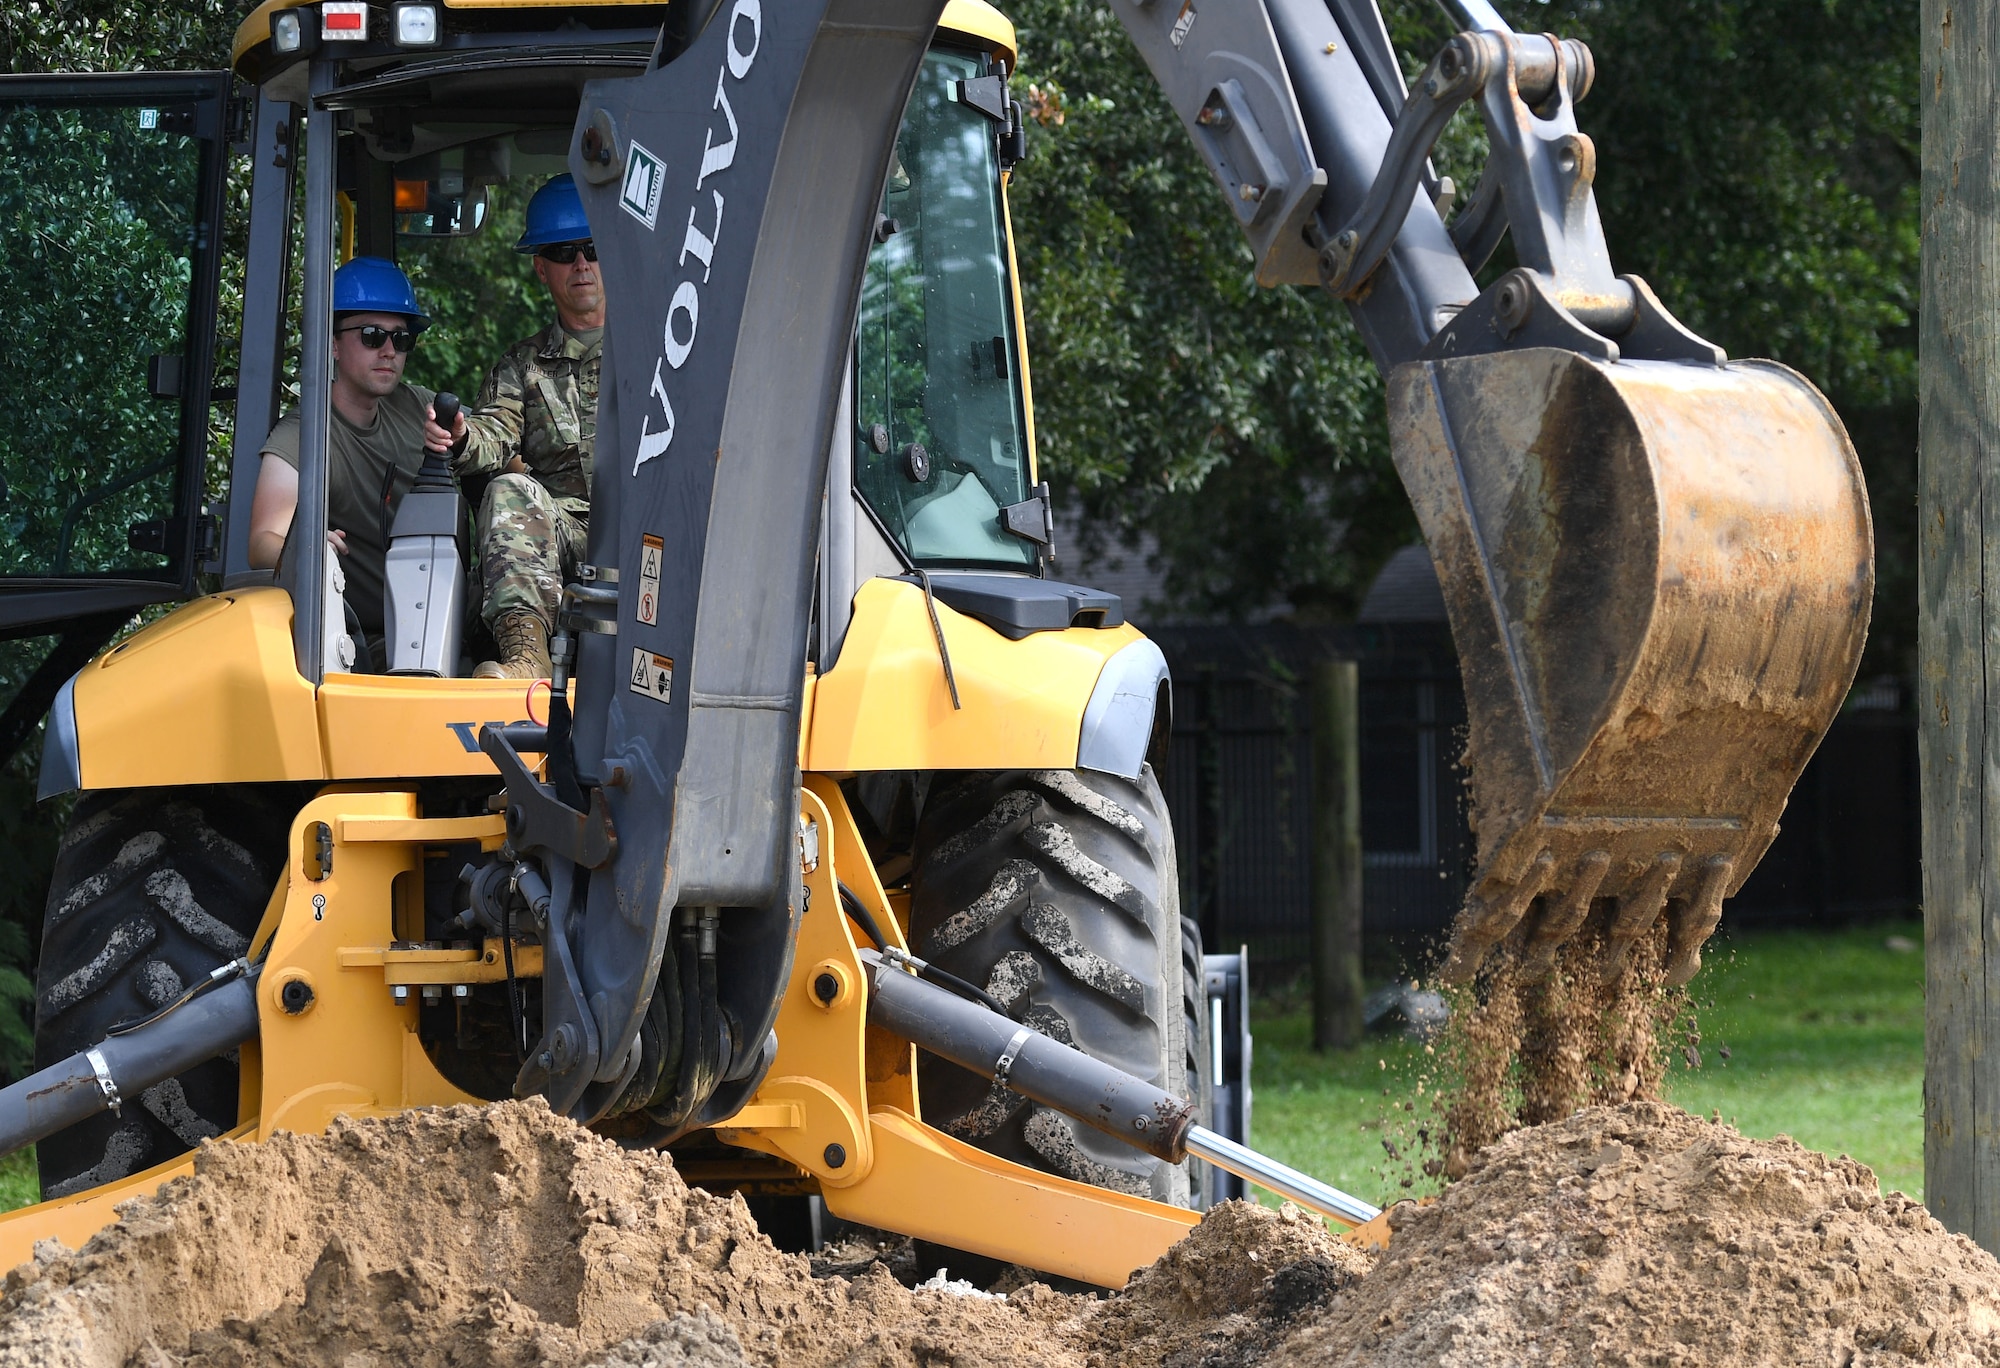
<box><xmin>630</xmin><ymin>647</ymin><xmax>674</xmax><ymax>704</ymax></box>
<box><xmin>638</xmin><ymin>533</ymin><xmax>663</xmax><ymax>626</ymax></box>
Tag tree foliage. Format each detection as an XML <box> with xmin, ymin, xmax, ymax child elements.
<box><xmin>0</xmin><ymin>104</ymin><xmax>204</xmax><ymax>579</ymax></box>
<box><xmin>1</xmin><ymin>0</ymin><xmax>238</xmax><ymax>74</ymax></box>
<box><xmin>1009</xmin><ymin>4</ymin><xmax>1397</xmax><ymax>618</ymax></box>
<box><xmin>400</xmin><ymin>179</ymin><xmax>554</xmax><ymax>403</ymax></box>
<box><xmin>0</xmin><ymin>0</ymin><xmax>243</xmax><ymax>1083</ymax></box>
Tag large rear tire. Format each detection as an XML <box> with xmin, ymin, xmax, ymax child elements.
<box><xmin>907</xmin><ymin>767</ymin><xmax>1208</xmax><ymax>1207</ymax></box>
<box><xmin>32</xmin><ymin>786</ymin><xmax>296</xmax><ymax>1198</ymax></box>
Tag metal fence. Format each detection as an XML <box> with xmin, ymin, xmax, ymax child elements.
<box><xmin>1152</xmin><ymin>623</ymin><xmax>1470</xmax><ymax>967</ymax></box>
<box><xmin>1150</xmin><ymin>625</ymin><xmax>1920</xmax><ymax>972</ymax></box>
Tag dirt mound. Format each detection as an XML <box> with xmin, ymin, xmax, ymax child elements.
<box><xmin>5</xmin><ymin>1099</ymin><xmax>1998</xmax><ymax>1366</ymax></box>
<box><xmin>1284</xmin><ymin>1102</ymin><xmax>2000</xmax><ymax>1367</ymax></box>
<box><xmin>1082</xmin><ymin>1198</ymin><xmax>1373</xmax><ymax>1367</ymax></box>
<box><xmin>0</xmin><ymin>1100</ymin><xmax>1084</xmax><ymax>1368</ymax></box>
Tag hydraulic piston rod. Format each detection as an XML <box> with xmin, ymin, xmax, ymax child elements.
<box><xmin>861</xmin><ymin>950</ymin><xmax>1380</xmax><ymax>1228</ymax></box>
<box><xmin>0</xmin><ymin>965</ymin><xmax>260</xmax><ymax>1159</ymax></box>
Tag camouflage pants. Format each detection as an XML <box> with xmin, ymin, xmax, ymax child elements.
<box><xmin>475</xmin><ymin>473</ymin><xmax>588</xmax><ymax>630</ymax></box>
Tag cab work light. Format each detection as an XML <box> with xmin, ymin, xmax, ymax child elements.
<box><xmin>321</xmin><ymin>2</ymin><xmax>370</xmax><ymax>41</ymax></box>
<box><xmin>270</xmin><ymin>7</ymin><xmax>317</xmax><ymax>54</ymax></box>
<box><xmin>392</xmin><ymin>2</ymin><xmax>442</xmax><ymax>47</ymax></box>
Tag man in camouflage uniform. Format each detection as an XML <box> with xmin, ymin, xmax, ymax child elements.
<box><xmin>429</xmin><ymin>173</ymin><xmax>601</xmax><ymax>679</ymax></box>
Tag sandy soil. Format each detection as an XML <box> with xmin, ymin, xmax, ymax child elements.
<box><xmin>1296</xmin><ymin>1102</ymin><xmax>2000</xmax><ymax>1368</ymax></box>
<box><xmin>0</xmin><ymin>1101</ymin><xmax>1082</xmax><ymax>1368</ymax></box>
<box><xmin>1</xmin><ymin>1099</ymin><xmax>1996</xmax><ymax>1367</ymax></box>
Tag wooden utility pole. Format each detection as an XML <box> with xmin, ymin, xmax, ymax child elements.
<box><xmin>1311</xmin><ymin>659</ymin><xmax>1363</xmax><ymax>1050</ymax></box>
<box><xmin>1922</xmin><ymin>0</ymin><xmax>2000</xmax><ymax>1252</ymax></box>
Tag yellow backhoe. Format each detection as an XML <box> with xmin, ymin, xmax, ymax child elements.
<box><xmin>0</xmin><ymin>0</ymin><xmax>1869</xmax><ymax>1288</ymax></box>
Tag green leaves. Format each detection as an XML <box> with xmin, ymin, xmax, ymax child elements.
<box><xmin>2</xmin><ymin>10</ymin><xmax>242</xmax><ymax>1084</ymax></box>
<box><xmin>1009</xmin><ymin>2</ymin><xmax>1404</xmax><ymax>620</ymax></box>
<box><xmin>1540</xmin><ymin>0</ymin><xmax>1917</xmax><ymax>409</ymax></box>
<box><xmin>0</xmin><ymin>106</ymin><xmax>203</xmax><ymax>579</ymax></box>
<box><xmin>401</xmin><ymin>181</ymin><xmax>552</xmax><ymax>403</ymax></box>
<box><xmin>2</xmin><ymin>0</ymin><xmax>238</xmax><ymax>75</ymax></box>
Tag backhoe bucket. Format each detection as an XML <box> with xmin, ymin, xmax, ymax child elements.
<box><xmin>1388</xmin><ymin>349</ymin><xmax>1872</xmax><ymax>987</ymax></box>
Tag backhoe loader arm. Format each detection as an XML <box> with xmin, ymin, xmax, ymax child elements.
<box><xmin>1108</xmin><ymin>0</ymin><xmax>1874</xmax><ymax>985</ymax></box>
<box><xmin>486</xmin><ymin>0</ymin><xmax>949</xmax><ymax>1123</ymax></box>
<box><xmin>1107</xmin><ymin>0</ymin><xmax>1712</xmax><ymax>370</ymax></box>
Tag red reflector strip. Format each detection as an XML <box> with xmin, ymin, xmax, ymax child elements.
<box><xmin>322</xmin><ymin>4</ymin><xmax>368</xmax><ymax>37</ymax></box>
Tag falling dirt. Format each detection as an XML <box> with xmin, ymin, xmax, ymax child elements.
<box><xmin>1432</xmin><ymin>919</ymin><xmax>1687</xmax><ymax>1176</ymax></box>
<box><xmin>4</xmin><ymin>1099</ymin><xmax>1999</xmax><ymax>1366</ymax></box>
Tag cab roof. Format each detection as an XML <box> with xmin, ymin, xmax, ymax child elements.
<box><xmin>233</xmin><ymin>0</ymin><xmax>1017</xmax><ymax>79</ymax></box>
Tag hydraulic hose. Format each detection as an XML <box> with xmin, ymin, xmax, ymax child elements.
<box><xmin>835</xmin><ymin>882</ymin><xmax>1010</xmax><ymax>1017</ymax></box>
<box><xmin>0</xmin><ymin>967</ymin><xmax>261</xmax><ymax>1159</ymax></box>
<box><xmin>862</xmin><ymin>949</ymin><xmax>1381</xmax><ymax>1228</ymax></box>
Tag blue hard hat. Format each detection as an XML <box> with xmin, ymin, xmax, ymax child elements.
<box><xmin>332</xmin><ymin>255</ymin><xmax>430</xmax><ymax>333</ymax></box>
<box><xmin>515</xmin><ymin>173</ymin><xmax>591</xmax><ymax>251</ymax></box>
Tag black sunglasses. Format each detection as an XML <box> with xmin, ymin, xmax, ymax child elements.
<box><xmin>335</xmin><ymin>323</ymin><xmax>417</xmax><ymax>354</ymax></box>
<box><xmin>537</xmin><ymin>240</ymin><xmax>598</xmax><ymax>265</ymax></box>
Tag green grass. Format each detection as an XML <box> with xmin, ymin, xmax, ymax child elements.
<box><xmin>1663</xmin><ymin>922</ymin><xmax>1925</xmax><ymax>1198</ymax></box>
<box><xmin>1247</xmin><ymin>921</ymin><xmax>1927</xmax><ymax>1208</ymax></box>
<box><xmin>0</xmin><ymin>1149</ymin><xmax>34</xmax><ymax>1213</ymax></box>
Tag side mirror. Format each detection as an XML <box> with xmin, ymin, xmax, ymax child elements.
<box><xmin>394</xmin><ymin>178</ymin><xmax>490</xmax><ymax>237</ymax></box>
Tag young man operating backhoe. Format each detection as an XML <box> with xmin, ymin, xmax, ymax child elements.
<box><xmin>427</xmin><ymin>173</ymin><xmax>603</xmax><ymax>680</ymax></box>
<box><xmin>249</xmin><ymin>255</ymin><xmax>454</xmax><ymax>669</ymax></box>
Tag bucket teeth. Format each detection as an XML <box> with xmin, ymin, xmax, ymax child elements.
<box><xmin>1663</xmin><ymin>857</ymin><xmax>1733</xmax><ymax>987</ymax></box>
<box><xmin>1519</xmin><ymin>849</ymin><xmax>1612</xmax><ymax>980</ymax></box>
<box><xmin>1440</xmin><ymin>851</ymin><xmax>1555</xmax><ymax>983</ymax></box>
<box><xmin>1596</xmin><ymin>853</ymin><xmax>1681</xmax><ymax>983</ymax></box>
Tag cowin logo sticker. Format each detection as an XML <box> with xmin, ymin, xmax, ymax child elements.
<box><xmin>620</xmin><ymin>140</ymin><xmax>666</xmax><ymax>229</ymax></box>
<box><xmin>632</xmin><ymin>0</ymin><xmax>762</xmax><ymax>474</ymax></box>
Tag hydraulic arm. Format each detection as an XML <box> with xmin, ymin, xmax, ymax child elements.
<box><xmin>1106</xmin><ymin>0</ymin><xmax>1872</xmax><ymax>984</ymax></box>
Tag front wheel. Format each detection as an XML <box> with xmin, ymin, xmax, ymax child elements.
<box><xmin>32</xmin><ymin>786</ymin><xmax>296</xmax><ymax>1198</ymax></box>
<box><xmin>907</xmin><ymin>766</ymin><xmax>1208</xmax><ymax>1207</ymax></box>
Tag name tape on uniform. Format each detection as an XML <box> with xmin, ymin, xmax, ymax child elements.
<box><xmin>630</xmin><ymin>647</ymin><xmax>674</xmax><ymax>705</ymax></box>
<box><xmin>638</xmin><ymin>533</ymin><xmax>663</xmax><ymax>626</ymax></box>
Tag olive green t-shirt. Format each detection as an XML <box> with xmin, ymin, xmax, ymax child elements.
<box><xmin>261</xmin><ymin>382</ymin><xmax>435</xmax><ymax>637</ymax></box>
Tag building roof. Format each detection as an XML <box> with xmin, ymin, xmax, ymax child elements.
<box><xmin>1357</xmin><ymin>544</ymin><xmax>1447</xmax><ymax>624</ymax></box>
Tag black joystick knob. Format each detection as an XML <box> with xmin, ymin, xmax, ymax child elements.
<box><xmin>414</xmin><ymin>392</ymin><xmax>464</xmax><ymax>490</ymax></box>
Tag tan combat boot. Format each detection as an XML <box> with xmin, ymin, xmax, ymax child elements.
<box><xmin>474</xmin><ymin>610</ymin><xmax>552</xmax><ymax>680</ymax></box>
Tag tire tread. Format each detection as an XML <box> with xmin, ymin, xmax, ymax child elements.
<box><xmin>909</xmin><ymin>767</ymin><xmax>1203</xmax><ymax>1207</ymax></box>
<box><xmin>33</xmin><ymin>785</ymin><xmax>296</xmax><ymax>1198</ymax></box>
